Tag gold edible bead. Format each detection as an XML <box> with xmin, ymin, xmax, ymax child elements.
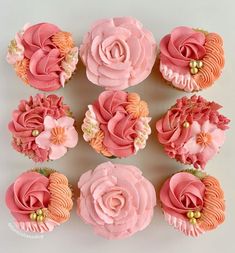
<box><xmin>30</xmin><ymin>212</ymin><xmax>37</xmax><ymax>220</ymax></box>
<box><xmin>189</xmin><ymin>217</ymin><xmax>197</xmax><ymax>225</ymax></box>
<box><xmin>190</xmin><ymin>67</ymin><xmax>198</xmax><ymax>75</ymax></box>
<box><xmin>32</xmin><ymin>129</ymin><xmax>40</xmax><ymax>137</ymax></box>
<box><xmin>189</xmin><ymin>60</ymin><xmax>197</xmax><ymax>68</ymax></box>
<box><xmin>36</xmin><ymin>209</ymin><xmax>43</xmax><ymax>216</ymax></box>
<box><xmin>196</xmin><ymin>61</ymin><xmax>203</xmax><ymax>68</ymax></box>
<box><xmin>183</xmin><ymin>121</ymin><xmax>190</xmax><ymax>128</ymax></box>
<box><xmin>36</xmin><ymin>215</ymin><xmax>44</xmax><ymax>222</ymax></box>
<box><xmin>187</xmin><ymin>211</ymin><xmax>194</xmax><ymax>219</ymax></box>
<box><xmin>194</xmin><ymin>211</ymin><xmax>201</xmax><ymax>219</ymax></box>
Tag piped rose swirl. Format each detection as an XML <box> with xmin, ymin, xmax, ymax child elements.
<box><xmin>160</xmin><ymin>170</ymin><xmax>225</xmax><ymax>237</ymax></box>
<box><xmin>6</xmin><ymin>23</ymin><xmax>78</xmax><ymax>91</ymax></box>
<box><xmin>81</xmin><ymin>91</ymin><xmax>151</xmax><ymax>158</ymax></box>
<box><xmin>5</xmin><ymin>168</ymin><xmax>73</xmax><ymax>233</ymax></box>
<box><xmin>159</xmin><ymin>26</ymin><xmax>224</xmax><ymax>92</ymax></box>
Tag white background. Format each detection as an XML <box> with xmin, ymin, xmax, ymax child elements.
<box><xmin>0</xmin><ymin>0</ymin><xmax>234</xmax><ymax>252</ymax></box>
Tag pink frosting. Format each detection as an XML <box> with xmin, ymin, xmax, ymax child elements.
<box><xmin>5</xmin><ymin>172</ymin><xmax>50</xmax><ymax>222</ymax></box>
<box><xmin>80</xmin><ymin>17</ymin><xmax>157</xmax><ymax>90</ymax></box>
<box><xmin>156</xmin><ymin>95</ymin><xmax>230</xmax><ymax>169</ymax></box>
<box><xmin>160</xmin><ymin>172</ymin><xmax>205</xmax><ymax>220</ymax></box>
<box><xmin>77</xmin><ymin>162</ymin><xmax>156</xmax><ymax>239</ymax></box>
<box><xmin>93</xmin><ymin>90</ymin><xmax>138</xmax><ymax>157</ymax></box>
<box><xmin>21</xmin><ymin>23</ymin><xmax>63</xmax><ymax>91</ymax></box>
<box><xmin>8</xmin><ymin>94</ymin><xmax>70</xmax><ymax>162</ymax></box>
<box><xmin>160</xmin><ymin>26</ymin><xmax>206</xmax><ymax>74</ymax></box>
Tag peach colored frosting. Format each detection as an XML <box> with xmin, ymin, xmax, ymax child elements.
<box><xmin>77</xmin><ymin>162</ymin><xmax>156</xmax><ymax>239</ymax></box>
<box><xmin>80</xmin><ymin>17</ymin><xmax>157</xmax><ymax>90</ymax></box>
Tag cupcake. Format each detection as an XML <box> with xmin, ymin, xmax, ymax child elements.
<box><xmin>80</xmin><ymin>17</ymin><xmax>157</xmax><ymax>90</ymax></box>
<box><xmin>159</xmin><ymin>169</ymin><xmax>225</xmax><ymax>237</ymax></box>
<box><xmin>82</xmin><ymin>90</ymin><xmax>151</xmax><ymax>158</ymax></box>
<box><xmin>5</xmin><ymin>168</ymin><xmax>73</xmax><ymax>233</ymax></box>
<box><xmin>77</xmin><ymin>161</ymin><xmax>156</xmax><ymax>239</ymax></box>
<box><xmin>156</xmin><ymin>95</ymin><xmax>230</xmax><ymax>169</ymax></box>
<box><xmin>159</xmin><ymin>26</ymin><xmax>224</xmax><ymax>92</ymax></box>
<box><xmin>6</xmin><ymin>22</ymin><xmax>78</xmax><ymax>91</ymax></box>
<box><xmin>8</xmin><ymin>94</ymin><xmax>78</xmax><ymax>162</ymax></box>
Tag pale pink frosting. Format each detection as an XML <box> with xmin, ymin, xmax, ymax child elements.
<box><xmin>80</xmin><ymin>17</ymin><xmax>157</xmax><ymax>90</ymax></box>
<box><xmin>160</xmin><ymin>172</ymin><xmax>205</xmax><ymax>220</ymax></box>
<box><xmin>15</xmin><ymin>218</ymin><xmax>59</xmax><ymax>233</ymax></box>
<box><xmin>21</xmin><ymin>23</ymin><xmax>63</xmax><ymax>91</ymax></box>
<box><xmin>183</xmin><ymin>120</ymin><xmax>225</xmax><ymax>163</ymax></box>
<box><xmin>8</xmin><ymin>94</ymin><xmax>70</xmax><ymax>162</ymax></box>
<box><xmin>35</xmin><ymin>115</ymin><xmax>78</xmax><ymax>160</ymax></box>
<box><xmin>77</xmin><ymin>162</ymin><xmax>156</xmax><ymax>239</ymax></box>
<box><xmin>92</xmin><ymin>91</ymin><xmax>138</xmax><ymax>157</ymax></box>
<box><xmin>156</xmin><ymin>95</ymin><xmax>230</xmax><ymax>169</ymax></box>
<box><xmin>5</xmin><ymin>172</ymin><xmax>50</xmax><ymax>222</ymax></box>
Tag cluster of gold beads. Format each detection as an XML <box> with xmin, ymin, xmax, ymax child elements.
<box><xmin>189</xmin><ymin>60</ymin><xmax>203</xmax><ymax>75</ymax></box>
<box><xmin>29</xmin><ymin>209</ymin><xmax>45</xmax><ymax>222</ymax></box>
<box><xmin>187</xmin><ymin>210</ymin><xmax>201</xmax><ymax>225</ymax></box>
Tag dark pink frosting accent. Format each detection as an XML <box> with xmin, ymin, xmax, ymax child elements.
<box><xmin>160</xmin><ymin>172</ymin><xmax>205</xmax><ymax>220</ymax></box>
<box><xmin>21</xmin><ymin>23</ymin><xmax>63</xmax><ymax>91</ymax></box>
<box><xmin>5</xmin><ymin>172</ymin><xmax>50</xmax><ymax>222</ymax></box>
<box><xmin>93</xmin><ymin>91</ymin><xmax>138</xmax><ymax>157</ymax></box>
<box><xmin>160</xmin><ymin>26</ymin><xmax>206</xmax><ymax>74</ymax></box>
<box><xmin>8</xmin><ymin>94</ymin><xmax>70</xmax><ymax>162</ymax></box>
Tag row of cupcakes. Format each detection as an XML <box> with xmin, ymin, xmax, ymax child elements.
<box><xmin>7</xmin><ymin>18</ymin><xmax>224</xmax><ymax>92</ymax></box>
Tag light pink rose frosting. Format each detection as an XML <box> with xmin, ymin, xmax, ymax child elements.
<box><xmin>5</xmin><ymin>172</ymin><xmax>50</xmax><ymax>222</ymax></box>
<box><xmin>21</xmin><ymin>23</ymin><xmax>63</xmax><ymax>91</ymax></box>
<box><xmin>80</xmin><ymin>17</ymin><xmax>157</xmax><ymax>90</ymax></box>
<box><xmin>77</xmin><ymin>162</ymin><xmax>156</xmax><ymax>239</ymax></box>
<box><xmin>160</xmin><ymin>172</ymin><xmax>205</xmax><ymax>220</ymax></box>
<box><xmin>92</xmin><ymin>91</ymin><xmax>138</xmax><ymax>157</ymax></box>
<box><xmin>160</xmin><ymin>26</ymin><xmax>206</xmax><ymax>74</ymax></box>
<box><xmin>8</xmin><ymin>94</ymin><xmax>70</xmax><ymax>162</ymax></box>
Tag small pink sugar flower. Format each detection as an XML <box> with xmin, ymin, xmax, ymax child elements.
<box><xmin>183</xmin><ymin>120</ymin><xmax>225</xmax><ymax>162</ymax></box>
<box><xmin>36</xmin><ymin>116</ymin><xmax>78</xmax><ymax>160</ymax></box>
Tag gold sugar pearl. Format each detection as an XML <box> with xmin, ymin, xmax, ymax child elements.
<box><xmin>194</xmin><ymin>211</ymin><xmax>201</xmax><ymax>219</ymax></box>
<box><xmin>36</xmin><ymin>209</ymin><xmax>43</xmax><ymax>216</ymax></box>
<box><xmin>189</xmin><ymin>217</ymin><xmax>197</xmax><ymax>225</ymax></box>
<box><xmin>30</xmin><ymin>212</ymin><xmax>37</xmax><ymax>221</ymax></box>
<box><xmin>183</xmin><ymin>121</ymin><xmax>190</xmax><ymax>128</ymax></box>
<box><xmin>189</xmin><ymin>60</ymin><xmax>197</xmax><ymax>68</ymax></box>
<box><xmin>196</xmin><ymin>61</ymin><xmax>203</xmax><ymax>69</ymax></box>
<box><xmin>190</xmin><ymin>67</ymin><xmax>199</xmax><ymax>75</ymax></box>
<box><xmin>36</xmin><ymin>215</ymin><xmax>44</xmax><ymax>222</ymax></box>
<box><xmin>32</xmin><ymin>129</ymin><xmax>40</xmax><ymax>137</ymax></box>
<box><xmin>187</xmin><ymin>211</ymin><xmax>194</xmax><ymax>219</ymax></box>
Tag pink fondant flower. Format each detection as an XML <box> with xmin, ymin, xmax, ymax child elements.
<box><xmin>183</xmin><ymin>120</ymin><xmax>225</xmax><ymax>162</ymax></box>
<box><xmin>36</xmin><ymin>116</ymin><xmax>78</xmax><ymax>160</ymax></box>
<box><xmin>77</xmin><ymin>162</ymin><xmax>156</xmax><ymax>239</ymax></box>
<box><xmin>80</xmin><ymin>17</ymin><xmax>157</xmax><ymax>90</ymax></box>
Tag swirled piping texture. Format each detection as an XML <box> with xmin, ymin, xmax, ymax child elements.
<box><xmin>198</xmin><ymin>176</ymin><xmax>225</xmax><ymax>231</ymax></box>
<box><xmin>193</xmin><ymin>33</ymin><xmax>224</xmax><ymax>89</ymax></box>
<box><xmin>47</xmin><ymin>172</ymin><xmax>73</xmax><ymax>223</ymax></box>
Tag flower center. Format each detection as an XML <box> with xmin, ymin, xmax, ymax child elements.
<box><xmin>196</xmin><ymin>132</ymin><xmax>212</xmax><ymax>146</ymax></box>
<box><xmin>50</xmin><ymin>127</ymin><xmax>66</xmax><ymax>145</ymax></box>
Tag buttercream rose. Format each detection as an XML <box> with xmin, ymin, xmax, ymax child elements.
<box><xmin>80</xmin><ymin>17</ymin><xmax>157</xmax><ymax>90</ymax></box>
<box><xmin>77</xmin><ymin>162</ymin><xmax>156</xmax><ymax>239</ymax></box>
<box><xmin>160</xmin><ymin>172</ymin><xmax>205</xmax><ymax>219</ymax></box>
<box><xmin>8</xmin><ymin>94</ymin><xmax>70</xmax><ymax>162</ymax></box>
<box><xmin>160</xmin><ymin>26</ymin><xmax>206</xmax><ymax>74</ymax></box>
<box><xmin>92</xmin><ymin>91</ymin><xmax>138</xmax><ymax>157</ymax></box>
<box><xmin>5</xmin><ymin>172</ymin><xmax>50</xmax><ymax>222</ymax></box>
<box><xmin>21</xmin><ymin>23</ymin><xmax>63</xmax><ymax>91</ymax></box>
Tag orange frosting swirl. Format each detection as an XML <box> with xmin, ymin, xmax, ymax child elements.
<box><xmin>193</xmin><ymin>32</ymin><xmax>224</xmax><ymax>89</ymax></box>
<box><xmin>126</xmin><ymin>93</ymin><xmax>149</xmax><ymax>119</ymax></box>
<box><xmin>198</xmin><ymin>176</ymin><xmax>225</xmax><ymax>231</ymax></box>
<box><xmin>52</xmin><ymin>31</ymin><xmax>75</xmax><ymax>55</ymax></box>
<box><xmin>46</xmin><ymin>172</ymin><xmax>73</xmax><ymax>223</ymax></box>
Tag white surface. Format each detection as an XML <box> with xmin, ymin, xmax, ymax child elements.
<box><xmin>0</xmin><ymin>0</ymin><xmax>235</xmax><ymax>252</ymax></box>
